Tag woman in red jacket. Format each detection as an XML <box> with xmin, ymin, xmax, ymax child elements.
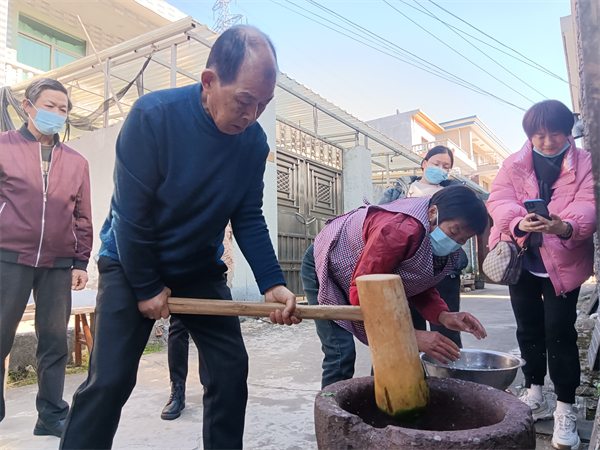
<box><xmin>301</xmin><ymin>185</ymin><xmax>488</xmax><ymax>389</ymax></box>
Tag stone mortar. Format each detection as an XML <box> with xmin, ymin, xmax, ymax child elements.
<box><xmin>314</xmin><ymin>376</ymin><xmax>536</xmax><ymax>449</ymax></box>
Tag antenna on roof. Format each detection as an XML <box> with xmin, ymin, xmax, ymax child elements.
<box><xmin>212</xmin><ymin>0</ymin><xmax>243</xmax><ymax>33</ymax></box>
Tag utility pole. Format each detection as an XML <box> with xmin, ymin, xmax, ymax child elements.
<box><xmin>578</xmin><ymin>0</ymin><xmax>600</xmax><ymax>443</ymax></box>
<box><xmin>212</xmin><ymin>0</ymin><xmax>243</xmax><ymax>34</ymax></box>
<box><xmin>577</xmin><ymin>0</ymin><xmax>600</xmax><ymax>225</ymax></box>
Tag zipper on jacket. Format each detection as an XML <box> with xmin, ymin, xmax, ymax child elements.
<box><xmin>72</xmin><ymin>224</ymin><xmax>78</xmax><ymax>253</ymax></box>
<box><xmin>35</xmin><ymin>144</ymin><xmax>53</xmax><ymax>267</ymax></box>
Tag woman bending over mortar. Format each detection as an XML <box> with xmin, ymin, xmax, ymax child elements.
<box><xmin>301</xmin><ymin>185</ymin><xmax>488</xmax><ymax>389</ymax></box>
<box><xmin>378</xmin><ymin>145</ymin><xmax>469</xmax><ymax>348</ymax></box>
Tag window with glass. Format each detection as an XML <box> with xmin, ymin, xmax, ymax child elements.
<box><xmin>17</xmin><ymin>14</ymin><xmax>86</xmax><ymax>71</ymax></box>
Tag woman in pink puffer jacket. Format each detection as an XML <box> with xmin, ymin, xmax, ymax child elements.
<box><xmin>488</xmin><ymin>100</ymin><xmax>595</xmax><ymax>450</ymax></box>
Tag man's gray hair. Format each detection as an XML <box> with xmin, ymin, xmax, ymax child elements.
<box><xmin>25</xmin><ymin>78</ymin><xmax>72</xmax><ymax>112</ymax></box>
<box><xmin>206</xmin><ymin>26</ymin><xmax>278</xmax><ymax>86</ymax></box>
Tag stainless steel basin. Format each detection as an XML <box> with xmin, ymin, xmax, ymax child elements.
<box><xmin>421</xmin><ymin>349</ymin><xmax>525</xmax><ymax>391</ymax></box>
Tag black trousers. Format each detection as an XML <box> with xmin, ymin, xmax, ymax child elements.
<box><xmin>60</xmin><ymin>257</ymin><xmax>249</xmax><ymax>449</ymax></box>
<box><xmin>0</xmin><ymin>261</ymin><xmax>71</xmax><ymax>424</ymax></box>
<box><xmin>410</xmin><ymin>275</ymin><xmax>462</xmax><ymax>348</ymax></box>
<box><xmin>509</xmin><ymin>270</ymin><xmax>580</xmax><ymax>404</ymax></box>
<box><xmin>168</xmin><ymin>314</ymin><xmax>190</xmax><ymax>384</ymax></box>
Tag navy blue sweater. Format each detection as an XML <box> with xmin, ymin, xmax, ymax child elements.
<box><xmin>99</xmin><ymin>83</ymin><xmax>286</xmax><ymax>301</ymax></box>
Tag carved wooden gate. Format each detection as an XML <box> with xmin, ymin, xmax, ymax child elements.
<box><xmin>276</xmin><ymin>122</ymin><xmax>343</xmax><ymax>296</ymax></box>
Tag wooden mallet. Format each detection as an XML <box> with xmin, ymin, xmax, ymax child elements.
<box><xmin>355</xmin><ymin>274</ymin><xmax>429</xmax><ymax>418</ymax></box>
<box><xmin>167</xmin><ymin>273</ymin><xmax>427</xmax><ymax>418</ymax></box>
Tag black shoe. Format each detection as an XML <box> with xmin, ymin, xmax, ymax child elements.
<box><xmin>161</xmin><ymin>381</ymin><xmax>185</xmax><ymax>420</ymax></box>
<box><xmin>33</xmin><ymin>418</ymin><xmax>65</xmax><ymax>438</ymax></box>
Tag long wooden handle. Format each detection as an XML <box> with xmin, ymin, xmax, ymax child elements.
<box><xmin>167</xmin><ymin>298</ymin><xmax>363</xmax><ymax>321</ymax></box>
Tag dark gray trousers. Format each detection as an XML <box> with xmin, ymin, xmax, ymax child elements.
<box><xmin>168</xmin><ymin>315</ymin><xmax>190</xmax><ymax>384</ymax></box>
<box><xmin>0</xmin><ymin>261</ymin><xmax>71</xmax><ymax>424</ymax></box>
<box><xmin>60</xmin><ymin>256</ymin><xmax>249</xmax><ymax>450</ymax></box>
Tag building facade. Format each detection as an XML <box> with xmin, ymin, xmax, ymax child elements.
<box><xmin>1</xmin><ymin>1</ymin><xmax>418</xmax><ymax>299</ymax></box>
<box><xmin>0</xmin><ymin>0</ymin><xmax>186</xmax><ymax>86</ymax></box>
<box><xmin>367</xmin><ymin>109</ymin><xmax>512</xmax><ymax>192</ymax></box>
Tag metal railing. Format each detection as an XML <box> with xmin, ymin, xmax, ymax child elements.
<box><xmin>276</xmin><ymin>121</ymin><xmax>342</xmax><ymax>170</ymax></box>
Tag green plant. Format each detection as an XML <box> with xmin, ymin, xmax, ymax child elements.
<box><xmin>7</xmin><ymin>350</ymin><xmax>90</xmax><ymax>390</ymax></box>
<box><xmin>475</xmin><ymin>273</ymin><xmax>485</xmax><ymax>281</ymax></box>
<box><xmin>143</xmin><ymin>343</ymin><xmax>164</xmax><ymax>355</ymax></box>
<box><xmin>465</xmin><ymin>266</ymin><xmax>474</xmax><ymax>274</ymax></box>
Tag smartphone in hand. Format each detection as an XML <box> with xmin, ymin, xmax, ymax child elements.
<box><xmin>524</xmin><ymin>199</ymin><xmax>551</xmax><ymax>221</ymax></box>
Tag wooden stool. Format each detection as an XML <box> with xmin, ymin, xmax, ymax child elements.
<box><xmin>74</xmin><ymin>312</ymin><xmax>94</xmax><ymax>366</ymax></box>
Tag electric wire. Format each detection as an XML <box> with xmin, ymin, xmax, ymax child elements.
<box><xmin>279</xmin><ymin>0</ymin><xmax>433</xmax><ymax>70</ymax></box>
<box><xmin>271</xmin><ymin>0</ymin><xmax>486</xmax><ymax>91</ymax></box>
<box><xmin>426</xmin><ymin>0</ymin><xmax>569</xmax><ymax>83</ymax></box>
<box><xmin>404</xmin><ymin>0</ymin><xmax>549</xmax><ymax>98</ymax></box>
<box><xmin>273</xmin><ymin>0</ymin><xmax>525</xmax><ymax>110</ymax></box>
<box><xmin>384</xmin><ymin>0</ymin><xmax>537</xmax><ymax>103</ymax></box>
<box><xmin>398</xmin><ymin>0</ymin><xmax>569</xmax><ymax>83</ymax></box>
<box><xmin>303</xmin><ymin>0</ymin><xmax>527</xmax><ymax>110</ymax></box>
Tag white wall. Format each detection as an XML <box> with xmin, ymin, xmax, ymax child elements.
<box><xmin>342</xmin><ymin>145</ymin><xmax>373</xmax><ymax>213</ymax></box>
<box><xmin>366</xmin><ymin>110</ymin><xmax>416</xmax><ymax>149</ymax></box>
<box><xmin>411</xmin><ymin>119</ymin><xmax>437</xmax><ymax>146</ymax></box>
<box><xmin>230</xmin><ymin>100</ymin><xmax>278</xmax><ymax>302</ymax></box>
<box><xmin>67</xmin><ymin>122</ymin><xmax>122</xmax><ymax>289</ymax></box>
<box><xmin>372</xmin><ymin>183</ymin><xmax>387</xmax><ymax>205</ymax></box>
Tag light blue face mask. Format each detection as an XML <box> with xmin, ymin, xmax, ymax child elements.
<box><xmin>424</xmin><ymin>166</ymin><xmax>448</xmax><ymax>185</ymax></box>
<box><xmin>532</xmin><ymin>142</ymin><xmax>569</xmax><ymax>158</ymax></box>
<box><xmin>28</xmin><ymin>100</ymin><xmax>66</xmax><ymax>136</ymax></box>
<box><xmin>430</xmin><ymin>211</ymin><xmax>462</xmax><ymax>256</ymax></box>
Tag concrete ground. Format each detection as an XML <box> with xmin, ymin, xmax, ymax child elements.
<box><xmin>0</xmin><ymin>283</ymin><xmax>594</xmax><ymax>449</ymax></box>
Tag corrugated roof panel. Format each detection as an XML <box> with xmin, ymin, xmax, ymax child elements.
<box><xmin>7</xmin><ymin>18</ymin><xmax>421</xmax><ymax>171</ymax></box>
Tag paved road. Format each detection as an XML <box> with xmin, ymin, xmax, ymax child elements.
<box><xmin>1</xmin><ymin>283</ymin><xmax>591</xmax><ymax>449</ymax></box>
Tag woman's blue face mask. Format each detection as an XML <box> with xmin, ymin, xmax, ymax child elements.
<box><xmin>532</xmin><ymin>142</ymin><xmax>570</xmax><ymax>158</ymax></box>
<box><xmin>424</xmin><ymin>166</ymin><xmax>448</xmax><ymax>185</ymax></box>
<box><xmin>430</xmin><ymin>210</ymin><xmax>462</xmax><ymax>256</ymax></box>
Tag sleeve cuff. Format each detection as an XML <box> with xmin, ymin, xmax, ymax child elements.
<box><xmin>133</xmin><ymin>281</ymin><xmax>165</xmax><ymax>302</ymax></box>
<box><xmin>513</xmin><ymin>225</ymin><xmax>527</xmax><ymax>238</ymax></box>
<box><xmin>430</xmin><ymin>305</ymin><xmax>450</xmax><ymax>326</ymax></box>
<box><xmin>567</xmin><ymin>220</ymin><xmax>579</xmax><ymax>240</ymax></box>
<box><xmin>257</xmin><ymin>270</ymin><xmax>287</xmax><ymax>295</ymax></box>
<box><xmin>73</xmin><ymin>258</ymin><xmax>89</xmax><ymax>271</ymax></box>
<box><xmin>510</xmin><ymin>216</ymin><xmax>525</xmax><ymax>237</ymax></box>
<box><xmin>349</xmin><ymin>285</ymin><xmax>360</xmax><ymax>306</ymax></box>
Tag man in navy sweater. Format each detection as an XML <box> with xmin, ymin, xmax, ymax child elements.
<box><xmin>60</xmin><ymin>26</ymin><xmax>299</xmax><ymax>450</ymax></box>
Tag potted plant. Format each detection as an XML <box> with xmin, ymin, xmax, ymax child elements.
<box><xmin>474</xmin><ymin>274</ymin><xmax>485</xmax><ymax>290</ymax></box>
<box><xmin>463</xmin><ymin>266</ymin><xmax>473</xmax><ymax>280</ymax></box>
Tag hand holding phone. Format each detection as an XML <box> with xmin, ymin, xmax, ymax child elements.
<box><xmin>524</xmin><ymin>199</ymin><xmax>551</xmax><ymax>221</ymax></box>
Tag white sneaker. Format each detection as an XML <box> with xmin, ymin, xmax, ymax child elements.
<box><xmin>518</xmin><ymin>393</ymin><xmax>553</xmax><ymax>421</ymax></box>
<box><xmin>552</xmin><ymin>411</ymin><xmax>580</xmax><ymax>450</ymax></box>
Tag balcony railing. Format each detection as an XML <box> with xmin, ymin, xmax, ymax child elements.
<box><xmin>412</xmin><ymin>138</ymin><xmax>470</xmax><ymax>160</ymax></box>
<box><xmin>4</xmin><ymin>60</ymin><xmax>45</xmax><ymax>86</ymax></box>
<box><xmin>475</xmin><ymin>154</ymin><xmax>502</xmax><ymax>166</ymax></box>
